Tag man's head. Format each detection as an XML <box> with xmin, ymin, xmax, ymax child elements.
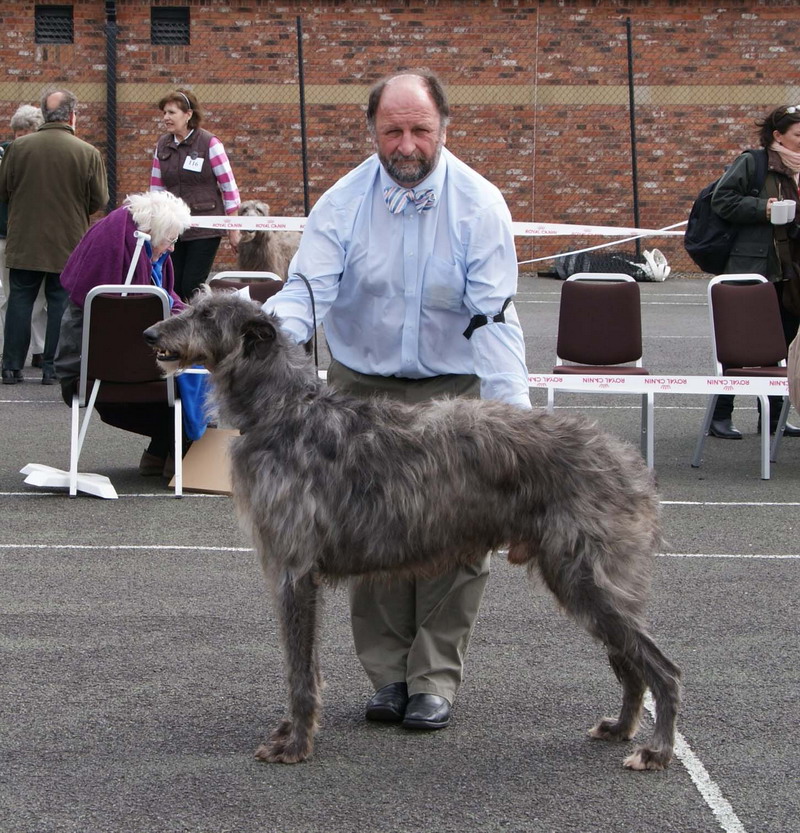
<box><xmin>367</xmin><ymin>71</ymin><xmax>449</xmax><ymax>188</ymax></box>
<box><xmin>40</xmin><ymin>88</ymin><xmax>77</xmax><ymax>126</ymax></box>
<box><xmin>10</xmin><ymin>104</ymin><xmax>43</xmax><ymax>139</ymax></box>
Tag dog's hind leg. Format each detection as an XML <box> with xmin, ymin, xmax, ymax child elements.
<box><xmin>618</xmin><ymin>633</ymin><xmax>681</xmax><ymax>771</ymax></box>
<box><xmin>536</xmin><ymin>554</ymin><xmax>681</xmax><ymax>771</ymax></box>
<box><xmin>588</xmin><ymin>650</ymin><xmax>645</xmax><ymax>742</ymax></box>
<box><xmin>255</xmin><ymin>570</ymin><xmax>322</xmax><ymax>764</ymax></box>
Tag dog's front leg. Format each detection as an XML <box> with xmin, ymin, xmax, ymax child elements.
<box><xmin>255</xmin><ymin>570</ymin><xmax>322</xmax><ymax>764</ymax></box>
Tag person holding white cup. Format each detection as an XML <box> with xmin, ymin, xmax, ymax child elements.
<box><xmin>709</xmin><ymin>104</ymin><xmax>800</xmax><ymax>439</ymax></box>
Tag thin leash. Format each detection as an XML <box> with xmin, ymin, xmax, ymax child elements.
<box><xmin>291</xmin><ymin>272</ymin><xmax>318</xmax><ymax>369</ymax></box>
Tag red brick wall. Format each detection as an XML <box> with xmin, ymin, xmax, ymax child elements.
<box><xmin>1</xmin><ymin>0</ymin><xmax>797</xmax><ymax>272</ymax></box>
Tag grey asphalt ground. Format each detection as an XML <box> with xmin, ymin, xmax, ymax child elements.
<box><xmin>1</xmin><ymin>275</ymin><xmax>798</xmax><ymax>833</ymax></box>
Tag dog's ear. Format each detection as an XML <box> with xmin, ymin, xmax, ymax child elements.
<box><xmin>242</xmin><ymin>315</ymin><xmax>277</xmax><ymax>360</ymax></box>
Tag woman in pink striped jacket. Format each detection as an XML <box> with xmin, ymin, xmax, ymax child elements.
<box><xmin>150</xmin><ymin>88</ymin><xmax>241</xmax><ymax>300</ymax></box>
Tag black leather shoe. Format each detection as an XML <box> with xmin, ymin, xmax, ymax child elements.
<box><xmin>31</xmin><ymin>353</ymin><xmax>43</xmax><ymax>368</ymax></box>
<box><xmin>761</xmin><ymin>421</ymin><xmax>800</xmax><ymax>437</ymax></box>
<box><xmin>41</xmin><ymin>370</ymin><xmax>57</xmax><ymax>386</ymax></box>
<box><xmin>365</xmin><ymin>682</ymin><xmax>408</xmax><ymax>723</ymax></box>
<box><xmin>402</xmin><ymin>693</ymin><xmax>451</xmax><ymax>730</ymax></box>
<box><xmin>2</xmin><ymin>370</ymin><xmax>23</xmax><ymax>385</ymax></box>
<box><xmin>709</xmin><ymin>418</ymin><xmax>742</xmax><ymax>440</ymax></box>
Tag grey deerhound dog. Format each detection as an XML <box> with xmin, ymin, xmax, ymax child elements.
<box><xmin>144</xmin><ymin>290</ymin><xmax>681</xmax><ymax>771</ymax></box>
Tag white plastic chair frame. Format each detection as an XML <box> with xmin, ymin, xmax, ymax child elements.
<box><xmin>72</xmin><ymin>284</ymin><xmax>182</xmax><ymax>497</ymax></box>
<box><xmin>547</xmin><ymin>272</ymin><xmax>654</xmax><ymax>469</ymax></box>
<box><xmin>691</xmin><ymin>274</ymin><xmax>790</xmax><ymax>480</ymax></box>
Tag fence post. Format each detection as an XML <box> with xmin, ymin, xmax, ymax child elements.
<box><xmin>626</xmin><ymin>16</ymin><xmax>641</xmax><ymax>257</ymax></box>
<box><xmin>296</xmin><ymin>16</ymin><xmax>310</xmax><ymax>217</ymax></box>
<box><xmin>104</xmin><ymin>0</ymin><xmax>118</xmax><ymax>211</ymax></box>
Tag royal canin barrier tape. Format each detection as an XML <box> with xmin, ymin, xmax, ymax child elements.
<box><xmin>527</xmin><ymin>374</ymin><xmax>788</xmax><ymax>396</ymax></box>
<box><xmin>185</xmin><ymin>367</ymin><xmax>787</xmax><ymax>395</ymax></box>
<box><xmin>189</xmin><ymin>216</ymin><xmax>685</xmax><ymax>238</ymax></box>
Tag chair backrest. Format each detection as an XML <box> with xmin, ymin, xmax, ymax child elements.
<box><xmin>80</xmin><ymin>285</ymin><xmax>174</xmax><ymax>405</ymax></box>
<box><xmin>208</xmin><ymin>271</ymin><xmax>284</xmax><ymax>304</ymax></box>
<box><xmin>556</xmin><ymin>273</ymin><xmax>643</xmax><ymax>366</ymax></box>
<box><xmin>708</xmin><ymin>275</ymin><xmax>787</xmax><ymax>370</ymax></box>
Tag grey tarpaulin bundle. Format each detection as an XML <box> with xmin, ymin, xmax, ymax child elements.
<box><xmin>554</xmin><ymin>249</ymin><xmax>670</xmax><ymax>282</ymax></box>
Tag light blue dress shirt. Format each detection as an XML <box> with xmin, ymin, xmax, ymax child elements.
<box><xmin>264</xmin><ymin>147</ymin><xmax>531</xmax><ymax>407</ymax></box>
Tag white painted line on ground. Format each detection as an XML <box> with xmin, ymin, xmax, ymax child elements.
<box><xmin>0</xmin><ymin>490</ymin><xmax>226</xmax><ymax>498</ymax></box>
<box><xmin>1</xmin><ymin>543</ymin><xmax>797</xmax><ymax>562</ymax></box>
<box><xmin>0</xmin><ymin>543</ymin><xmax>252</xmax><ymax>552</ymax></box>
<box><xmin>644</xmin><ymin>693</ymin><xmax>748</xmax><ymax>833</ymax></box>
<box><xmin>658</xmin><ymin>552</ymin><xmax>800</xmax><ymax>559</ymax></box>
<box><xmin>662</xmin><ymin>500</ymin><xmax>800</xmax><ymax>506</ymax></box>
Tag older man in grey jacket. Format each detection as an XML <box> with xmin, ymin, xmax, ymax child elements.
<box><xmin>0</xmin><ymin>88</ymin><xmax>108</xmax><ymax>385</ymax></box>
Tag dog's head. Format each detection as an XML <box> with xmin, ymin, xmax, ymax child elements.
<box><xmin>144</xmin><ymin>286</ymin><xmax>279</xmax><ymax>372</ymax></box>
<box><xmin>238</xmin><ymin>200</ymin><xmax>270</xmax><ymax>244</ymax></box>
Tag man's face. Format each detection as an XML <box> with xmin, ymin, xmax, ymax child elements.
<box><xmin>373</xmin><ymin>78</ymin><xmax>446</xmax><ymax>188</ymax></box>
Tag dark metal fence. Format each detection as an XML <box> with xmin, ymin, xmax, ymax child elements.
<box><xmin>1</xmin><ymin>1</ymin><xmax>795</xmax><ymax>274</ymax></box>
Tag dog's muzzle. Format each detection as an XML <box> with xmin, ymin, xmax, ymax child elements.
<box><xmin>143</xmin><ymin>326</ymin><xmax>181</xmax><ymax>363</ymax></box>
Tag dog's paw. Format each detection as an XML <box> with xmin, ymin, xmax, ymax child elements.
<box><xmin>254</xmin><ymin>738</ymin><xmax>312</xmax><ymax>764</ymax></box>
<box><xmin>588</xmin><ymin>717</ymin><xmax>637</xmax><ymax>742</ymax></box>
<box><xmin>254</xmin><ymin>720</ymin><xmax>313</xmax><ymax>764</ymax></box>
<box><xmin>623</xmin><ymin>746</ymin><xmax>671</xmax><ymax>771</ymax></box>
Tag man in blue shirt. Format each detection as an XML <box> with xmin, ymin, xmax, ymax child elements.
<box><xmin>265</xmin><ymin>70</ymin><xmax>530</xmax><ymax>731</ymax></box>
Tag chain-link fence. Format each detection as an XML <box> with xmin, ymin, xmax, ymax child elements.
<box><xmin>2</xmin><ymin>1</ymin><xmax>798</xmax><ymax>275</ymax></box>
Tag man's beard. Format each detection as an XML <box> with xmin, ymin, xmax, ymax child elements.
<box><xmin>381</xmin><ymin>143</ymin><xmax>442</xmax><ymax>186</ymax></box>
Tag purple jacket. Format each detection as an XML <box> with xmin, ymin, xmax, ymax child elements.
<box><xmin>60</xmin><ymin>206</ymin><xmax>184</xmax><ymax>311</ymax></box>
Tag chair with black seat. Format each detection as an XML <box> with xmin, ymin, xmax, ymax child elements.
<box><xmin>548</xmin><ymin>272</ymin><xmax>654</xmax><ymax>468</ymax></box>
<box><xmin>691</xmin><ymin>274</ymin><xmax>791</xmax><ymax>480</ymax></box>
<box><xmin>24</xmin><ymin>284</ymin><xmax>183</xmax><ymax>498</ymax></box>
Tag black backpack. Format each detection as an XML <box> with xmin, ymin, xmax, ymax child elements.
<box><xmin>683</xmin><ymin>148</ymin><xmax>768</xmax><ymax>274</ymax></box>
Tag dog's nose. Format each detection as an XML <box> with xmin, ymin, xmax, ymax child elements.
<box><xmin>143</xmin><ymin>326</ymin><xmax>158</xmax><ymax>345</ymax></box>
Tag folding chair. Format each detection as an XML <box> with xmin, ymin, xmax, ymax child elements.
<box><xmin>691</xmin><ymin>274</ymin><xmax>790</xmax><ymax>480</ymax></box>
<box><xmin>548</xmin><ymin>272</ymin><xmax>654</xmax><ymax>468</ymax></box>
<box><xmin>208</xmin><ymin>270</ymin><xmax>284</xmax><ymax>304</ymax></box>
<box><xmin>23</xmin><ymin>285</ymin><xmax>183</xmax><ymax>498</ymax></box>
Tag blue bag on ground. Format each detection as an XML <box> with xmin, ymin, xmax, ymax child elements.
<box><xmin>176</xmin><ymin>371</ymin><xmax>210</xmax><ymax>441</ymax></box>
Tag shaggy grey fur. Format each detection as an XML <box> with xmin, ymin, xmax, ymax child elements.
<box><xmin>236</xmin><ymin>200</ymin><xmax>301</xmax><ymax>279</ymax></box>
<box><xmin>144</xmin><ymin>291</ymin><xmax>681</xmax><ymax>770</ymax></box>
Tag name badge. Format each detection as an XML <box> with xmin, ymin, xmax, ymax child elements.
<box><xmin>183</xmin><ymin>154</ymin><xmax>204</xmax><ymax>173</ymax></box>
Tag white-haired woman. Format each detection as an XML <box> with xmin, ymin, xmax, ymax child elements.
<box><xmin>55</xmin><ymin>191</ymin><xmax>196</xmax><ymax>478</ymax></box>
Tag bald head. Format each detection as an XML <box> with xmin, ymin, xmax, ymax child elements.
<box><xmin>40</xmin><ymin>88</ymin><xmax>77</xmax><ymax>125</ymax></box>
<box><xmin>366</xmin><ymin>70</ymin><xmax>450</xmax><ymax>133</ymax></box>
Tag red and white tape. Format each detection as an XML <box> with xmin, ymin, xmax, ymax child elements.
<box><xmin>528</xmin><ymin>374</ymin><xmax>788</xmax><ymax>396</ymax></box>
<box><xmin>190</xmin><ymin>216</ymin><xmax>685</xmax><ymax>238</ymax></box>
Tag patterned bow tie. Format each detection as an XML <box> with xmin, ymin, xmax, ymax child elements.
<box><xmin>383</xmin><ymin>185</ymin><xmax>437</xmax><ymax>214</ymax></box>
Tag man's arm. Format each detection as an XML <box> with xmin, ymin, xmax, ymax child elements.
<box><xmin>263</xmin><ymin>196</ymin><xmax>347</xmax><ymax>343</ymax></box>
<box><xmin>462</xmin><ymin>197</ymin><xmax>531</xmax><ymax>408</ymax></box>
<box><xmin>88</xmin><ymin>151</ymin><xmax>109</xmax><ymax>214</ymax></box>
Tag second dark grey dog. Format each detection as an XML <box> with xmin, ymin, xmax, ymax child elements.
<box><xmin>144</xmin><ymin>290</ymin><xmax>681</xmax><ymax>770</ymax></box>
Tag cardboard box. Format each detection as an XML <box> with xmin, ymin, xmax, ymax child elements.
<box><xmin>170</xmin><ymin>427</ymin><xmax>239</xmax><ymax>495</ymax></box>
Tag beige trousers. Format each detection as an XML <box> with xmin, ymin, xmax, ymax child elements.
<box><xmin>327</xmin><ymin>360</ymin><xmax>490</xmax><ymax>704</ymax></box>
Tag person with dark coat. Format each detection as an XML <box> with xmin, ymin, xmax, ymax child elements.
<box><xmin>709</xmin><ymin>104</ymin><xmax>800</xmax><ymax>439</ymax></box>
<box><xmin>0</xmin><ymin>88</ymin><xmax>108</xmax><ymax>386</ymax></box>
